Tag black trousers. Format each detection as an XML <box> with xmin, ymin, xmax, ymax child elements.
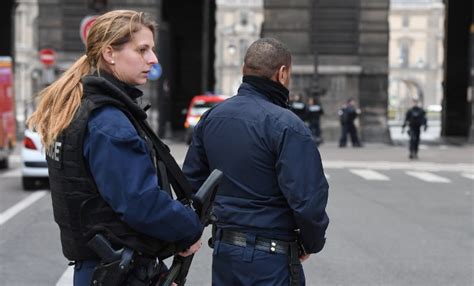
<box><xmin>339</xmin><ymin>123</ymin><xmax>360</xmax><ymax>147</ymax></box>
<box><xmin>408</xmin><ymin>128</ymin><xmax>421</xmax><ymax>154</ymax></box>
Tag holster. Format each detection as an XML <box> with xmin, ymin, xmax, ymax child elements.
<box><xmin>91</xmin><ymin>253</ymin><xmax>164</xmax><ymax>286</ymax></box>
<box><xmin>90</xmin><ymin>248</ymin><xmax>133</xmax><ymax>286</ymax></box>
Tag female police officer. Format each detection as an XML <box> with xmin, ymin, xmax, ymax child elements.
<box><xmin>28</xmin><ymin>10</ymin><xmax>202</xmax><ymax>285</ymax></box>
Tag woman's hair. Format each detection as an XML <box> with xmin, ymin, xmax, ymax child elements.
<box><xmin>28</xmin><ymin>10</ymin><xmax>156</xmax><ymax>147</ymax></box>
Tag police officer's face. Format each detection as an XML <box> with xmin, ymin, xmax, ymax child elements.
<box><xmin>107</xmin><ymin>26</ymin><xmax>158</xmax><ymax>86</ymax></box>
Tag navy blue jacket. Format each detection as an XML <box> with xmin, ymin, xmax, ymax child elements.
<box><xmin>83</xmin><ymin>105</ymin><xmax>202</xmax><ymax>247</ymax></box>
<box><xmin>183</xmin><ymin>83</ymin><xmax>329</xmax><ymax>253</ymax></box>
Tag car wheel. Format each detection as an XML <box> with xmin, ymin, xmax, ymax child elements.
<box><xmin>0</xmin><ymin>157</ymin><xmax>8</xmax><ymax>169</ymax></box>
<box><xmin>22</xmin><ymin>177</ymin><xmax>38</xmax><ymax>191</ymax></box>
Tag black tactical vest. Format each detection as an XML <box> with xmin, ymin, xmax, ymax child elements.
<box><xmin>46</xmin><ymin>75</ymin><xmax>177</xmax><ymax>261</ymax></box>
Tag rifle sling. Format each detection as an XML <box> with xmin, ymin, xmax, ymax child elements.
<box><xmin>138</xmin><ymin>119</ymin><xmax>194</xmax><ymax>202</ymax></box>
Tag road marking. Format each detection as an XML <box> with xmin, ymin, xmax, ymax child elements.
<box><xmin>0</xmin><ymin>191</ymin><xmax>47</xmax><ymax>225</ymax></box>
<box><xmin>461</xmin><ymin>173</ymin><xmax>474</xmax><ymax>180</ymax></box>
<box><xmin>0</xmin><ymin>168</ymin><xmax>21</xmax><ymax>178</ymax></box>
<box><xmin>323</xmin><ymin>161</ymin><xmax>473</xmax><ymax>172</ymax></box>
<box><xmin>349</xmin><ymin>169</ymin><xmax>390</xmax><ymax>181</ymax></box>
<box><xmin>56</xmin><ymin>267</ymin><xmax>73</xmax><ymax>286</ymax></box>
<box><xmin>405</xmin><ymin>171</ymin><xmax>451</xmax><ymax>183</ymax></box>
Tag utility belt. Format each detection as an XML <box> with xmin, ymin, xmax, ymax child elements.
<box><xmin>215</xmin><ymin>229</ymin><xmax>302</xmax><ymax>286</ymax></box>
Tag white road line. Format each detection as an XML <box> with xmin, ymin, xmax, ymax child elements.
<box><xmin>0</xmin><ymin>191</ymin><xmax>47</xmax><ymax>225</ymax></box>
<box><xmin>349</xmin><ymin>169</ymin><xmax>390</xmax><ymax>181</ymax></box>
<box><xmin>405</xmin><ymin>171</ymin><xmax>451</xmax><ymax>183</ymax></box>
<box><xmin>461</xmin><ymin>173</ymin><xmax>474</xmax><ymax>180</ymax></box>
<box><xmin>56</xmin><ymin>267</ymin><xmax>74</xmax><ymax>286</ymax></box>
<box><xmin>323</xmin><ymin>160</ymin><xmax>474</xmax><ymax>172</ymax></box>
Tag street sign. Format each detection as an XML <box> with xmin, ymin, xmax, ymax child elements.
<box><xmin>147</xmin><ymin>63</ymin><xmax>162</xmax><ymax>81</ymax></box>
<box><xmin>80</xmin><ymin>15</ymin><xmax>98</xmax><ymax>45</ymax></box>
<box><xmin>39</xmin><ymin>49</ymin><xmax>56</xmax><ymax>66</ymax></box>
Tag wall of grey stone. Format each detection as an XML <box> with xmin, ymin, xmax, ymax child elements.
<box><xmin>358</xmin><ymin>0</ymin><xmax>391</xmax><ymax>143</ymax></box>
<box><xmin>263</xmin><ymin>0</ymin><xmax>391</xmax><ymax>143</ymax></box>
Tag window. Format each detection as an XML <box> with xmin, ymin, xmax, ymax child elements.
<box><xmin>399</xmin><ymin>44</ymin><xmax>410</xmax><ymax>67</ymax></box>
<box><xmin>402</xmin><ymin>15</ymin><xmax>409</xmax><ymax>28</ymax></box>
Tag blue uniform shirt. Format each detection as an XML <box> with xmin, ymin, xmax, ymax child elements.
<box><xmin>183</xmin><ymin>83</ymin><xmax>329</xmax><ymax>253</ymax></box>
<box><xmin>83</xmin><ymin>105</ymin><xmax>202</xmax><ymax>246</ymax></box>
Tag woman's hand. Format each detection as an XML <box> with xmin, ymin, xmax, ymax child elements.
<box><xmin>299</xmin><ymin>253</ymin><xmax>311</xmax><ymax>263</ymax></box>
<box><xmin>178</xmin><ymin>239</ymin><xmax>203</xmax><ymax>257</ymax></box>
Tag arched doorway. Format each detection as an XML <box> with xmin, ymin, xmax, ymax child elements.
<box><xmin>388</xmin><ymin>78</ymin><xmax>424</xmax><ymax>121</ymax></box>
<box><xmin>158</xmin><ymin>0</ymin><xmax>216</xmax><ymax>134</ymax></box>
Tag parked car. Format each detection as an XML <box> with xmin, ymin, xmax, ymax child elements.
<box><xmin>184</xmin><ymin>94</ymin><xmax>229</xmax><ymax>144</ymax></box>
<box><xmin>21</xmin><ymin>129</ymin><xmax>48</xmax><ymax>190</ymax></box>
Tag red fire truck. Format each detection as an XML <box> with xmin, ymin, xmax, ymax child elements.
<box><xmin>0</xmin><ymin>56</ymin><xmax>16</xmax><ymax>169</ymax></box>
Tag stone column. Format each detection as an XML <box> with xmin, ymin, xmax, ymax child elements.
<box><xmin>358</xmin><ymin>0</ymin><xmax>391</xmax><ymax>143</ymax></box>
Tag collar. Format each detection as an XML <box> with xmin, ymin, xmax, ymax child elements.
<box><xmin>241</xmin><ymin>75</ymin><xmax>289</xmax><ymax>108</ymax></box>
<box><xmin>81</xmin><ymin>74</ymin><xmax>147</xmax><ymax>120</ymax></box>
<box><xmin>98</xmin><ymin>71</ymin><xmax>143</xmax><ymax>102</ymax></box>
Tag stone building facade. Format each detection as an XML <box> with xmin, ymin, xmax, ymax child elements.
<box><xmin>262</xmin><ymin>0</ymin><xmax>391</xmax><ymax>142</ymax></box>
<box><xmin>16</xmin><ymin>0</ymin><xmax>392</xmax><ymax>142</ymax></box>
<box><xmin>214</xmin><ymin>0</ymin><xmax>263</xmax><ymax>96</ymax></box>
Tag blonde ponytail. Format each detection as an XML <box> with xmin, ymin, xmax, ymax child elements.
<box><xmin>28</xmin><ymin>55</ymin><xmax>91</xmax><ymax>147</ymax></box>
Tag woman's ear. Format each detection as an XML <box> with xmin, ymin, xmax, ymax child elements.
<box><xmin>102</xmin><ymin>46</ymin><xmax>115</xmax><ymax>65</ymax></box>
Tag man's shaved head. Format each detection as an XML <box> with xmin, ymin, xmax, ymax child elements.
<box><xmin>243</xmin><ymin>38</ymin><xmax>291</xmax><ymax>79</ymax></box>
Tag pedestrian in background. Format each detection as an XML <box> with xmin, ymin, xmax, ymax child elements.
<box><xmin>338</xmin><ymin>98</ymin><xmax>362</xmax><ymax>147</ymax></box>
<box><xmin>27</xmin><ymin>10</ymin><xmax>202</xmax><ymax>286</ymax></box>
<box><xmin>289</xmin><ymin>93</ymin><xmax>307</xmax><ymax>121</ymax></box>
<box><xmin>402</xmin><ymin>99</ymin><xmax>428</xmax><ymax>159</ymax></box>
<box><xmin>183</xmin><ymin>38</ymin><xmax>329</xmax><ymax>286</ymax></box>
<box><xmin>306</xmin><ymin>97</ymin><xmax>324</xmax><ymax>145</ymax></box>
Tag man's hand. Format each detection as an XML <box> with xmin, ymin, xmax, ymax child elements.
<box><xmin>178</xmin><ymin>239</ymin><xmax>202</xmax><ymax>257</ymax></box>
<box><xmin>299</xmin><ymin>254</ymin><xmax>311</xmax><ymax>263</ymax></box>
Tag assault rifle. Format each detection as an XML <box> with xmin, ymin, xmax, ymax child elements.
<box><xmin>160</xmin><ymin>169</ymin><xmax>223</xmax><ymax>286</ymax></box>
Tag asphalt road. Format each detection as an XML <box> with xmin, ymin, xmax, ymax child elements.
<box><xmin>0</xmin><ymin>142</ymin><xmax>473</xmax><ymax>286</ymax></box>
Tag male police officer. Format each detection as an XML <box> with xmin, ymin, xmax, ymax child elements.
<box><xmin>338</xmin><ymin>98</ymin><xmax>362</xmax><ymax>147</ymax></box>
<box><xmin>183</xmin><ymin>38</ymin><xmax>329</xmax><ymax>285</ymax></box>
<box><xmin>402</xmin><ymin>100</ymin><xmax>428</xmax><ymax>159</ymax></box>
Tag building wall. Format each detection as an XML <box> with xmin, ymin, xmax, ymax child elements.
<box><xmin>214</xmin><ymin>0</ymin><xmax>263</xmax><ymax>96</ymax></box>
<box><xmin>14</xmin><ymin>0</ymin><xmax>40</xmax><ymax>129</ymax></box>
<box><xmin>263</xmin><ymin>0</ymin><xmax>391</xmax><ymax>143</ymax></box>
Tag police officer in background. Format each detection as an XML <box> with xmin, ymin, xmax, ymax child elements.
<box><xmin>338</xmin><ymin>98</ymin><xmax>362</xmax><ymax>147</ymax></box>
<box><xmin>289</xmin><ymin>93</ymin><xmax>307</xmax><ymax>121</ymax></box>
<box><xmin>28</xmin><ymin>10</ymin><xmax>202</xmax><ymax>285</ymax></box>
<box><xmin>306</xmin><ymin>97</ymin><xmax>324</xmax><ymax>145</ymax></box>
<box><xmin>402</xmin><ymin>99</ymin><xmax>428</xmax><ymax>159</ymax></box>
<box><xmin>183</xmin><ymin>38</ymin><xmax>329</xmax><ymax>286</ymax></box>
